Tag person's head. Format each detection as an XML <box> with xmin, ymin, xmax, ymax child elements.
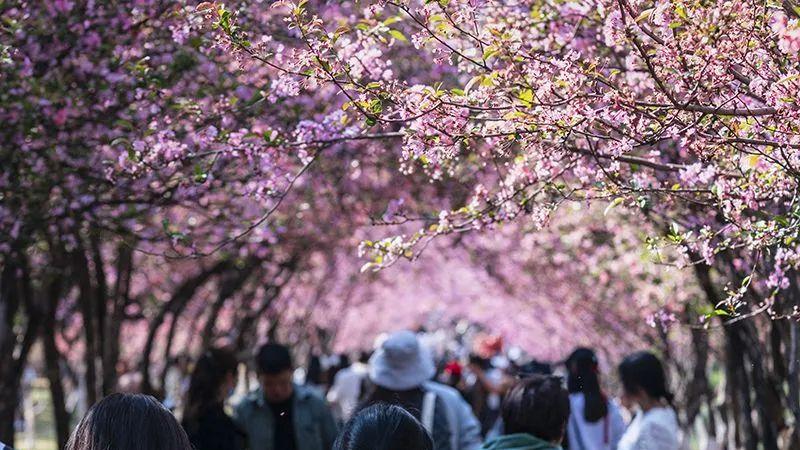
<box><xmin>334</xmin><ymin>403</ymin><xmax>433</xmax><ymax>450</ymax></box>
<box><xmin>369</xmin><ymin>330</ymin><xmax>435</xmax><ymax>391</ymax></box>
<box><xmin>565</xmin><ymin>347</ymin><xmax>607</xmax><ymax>422</ymax></box>
<box><xmin>618</xmin><ymin>351</ymin><xmax>673</xmax><ymax>408</ymax></box>
<box><xmin>515</xmin><ymin>359</ymin><xmax>553</xmax><ymax>377</ymax></box>
<box><xmin>306</xmin><ymin>354</ymin><xmax>324</xmax><ymax>385</ymax></box>
<box><xmin>441</xmin><ymin>360</ymin><xmax>463</xmax><ymax>387</ymax></box>
<box><xmin>502</xmin><ymin>375</ymin><xmax>570</xmax><ymax>444</ymax></box>
<box><xmin>65</xmin><ymin>393</ymin><xmax>193</xmax><ymax>450</ymax></box>
<box><xmin>255</xmin><ymin>343</ymin><xmax>294</xmax><ymax>403</ymax></box>
<box><xmin>184</xmin><ymin>347</ymin><xmax>238</xmax><ymax>426</ymax></box>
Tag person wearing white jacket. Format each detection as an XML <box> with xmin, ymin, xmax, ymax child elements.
<box><xmin>565</xmin><ymin>348</ymin><xmax>626</xmax><ymax>450</ymax></box>
<box><xmin>616</xmin><ymin>352</ymin><xmax>680</xmax><ymax>450</ymax></box>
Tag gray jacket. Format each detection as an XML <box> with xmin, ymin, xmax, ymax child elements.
<box><xmin>424</xmin><ymin>381</ymin><xmax>483</xmax><ymax>450</ymax></box>
<box><xmin>233</xmin><ymin>384</ymin><xmax>338</xmax><ymax>450</ymax></box>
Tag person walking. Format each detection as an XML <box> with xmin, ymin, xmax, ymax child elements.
<box><xmin>423</xmin><ymin>378</ymin><xmax>483</xmax><ymax>450</ymax></box>
<box><xmin>481</xmin><ymin>374</ymin><xmax>571</xmax><ymax>450</ymax></box>
<box><xmin>182</xmin><ymin>347</ymin><xmax>245</xmax><ymax>450</ymax></box>
<box><xmin>234</xmin><ymin>343</ymin><xmax>338</xmax><ymax>450</ymax></box>
<box><xmin>565</xmin><ymin>348</ymin><xmax>626</xmax><ymax>450</ymax></box>
<box><xmin>616</xmin><ymin>352</ymin><xmax>680</xmax><ymax>450</ymax></box>
<box><xmin>334</xmin><ymin>403</ymin><xmax>434</xmax><ymax>450</ymax></box>
<box><xmin>362</xmin><ymin>330</ymin><xmax>453</xmax><ymax>450</ymax></box>
<box><xmin>327</xmin><ymin>351</ymin><xmax>370</xmax><ymax>423</ymax></box>
<box><xmin>65</xmin><ymin>393</ymin><xmax>193</xmax><ymax>450</ymax></box>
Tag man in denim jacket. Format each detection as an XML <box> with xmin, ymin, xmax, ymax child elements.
<box><xmin>234</xmin><ymin>344</ymin><xmax>338</xmax><ymax>450</ymax></box>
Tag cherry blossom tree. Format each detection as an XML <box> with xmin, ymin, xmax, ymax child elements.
<box><xmin>3</xmin><ymin>0</ymin><xmax>800</xmax><ymax>448</ymax></box>
<box><xmin>207</xmin><ymin>0</ymin><xmax>800</xmax><ymax>447</ymax></box>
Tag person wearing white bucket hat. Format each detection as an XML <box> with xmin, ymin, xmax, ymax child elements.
<box><xmin>361</xmin><ymin>330</ymin><xmax>452</xmax><ymax>450</ymax></box>
<box><xmin>362</xmin><ymin>330</ymin><xmax>482</xmax><ymax>450</ymax></box>
<box><xmin>369</xmin><ymin>330</ymin><xmax>437</xmax><ymax>390</ymax></box>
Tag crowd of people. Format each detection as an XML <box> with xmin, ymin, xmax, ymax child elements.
<box><xmin>3</xmin><ymin>329</ymin><xmax>682</xmax><ymax>450</ymax></box>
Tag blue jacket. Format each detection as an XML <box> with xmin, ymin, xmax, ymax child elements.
<box><xmin>423</xmin><ymin>381</ymin><xmax>483</xmax><ymax>450</ymax></box>
<box><xmin>233</xmin><ymin>384</ymin><xmax>338</xmax><ymax>450</ymax></box>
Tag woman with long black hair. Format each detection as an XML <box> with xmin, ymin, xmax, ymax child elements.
<box><xmin>565</xmin><ymin>348</ymin><xmax>626</xmax><ymax>450</ymax></box>
<box><xmin>182</xmin><ymin>347</ymin><xmax>245</xmax><ymax>450</ymax></box>
<box><xmin>616</xmin><ymin>351</ymin><xmax>679</xmax><ymax>450</ymax></box>
<box><xmin>66</xmin><ymin>393</ymin><xmax>193</xmax><ymax>450</ymax></box>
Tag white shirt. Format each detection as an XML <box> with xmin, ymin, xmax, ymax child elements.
<box><xmin>326</xmin><ymin>362</ymin><xmax>368</xmax><ymax>421</ymax></box>
<box><xmin>567</xmin><ymin>393</ymin><xmax>627</xmax><ymax>450</ymax></box>
<box><xmin>618</xmin><ymin>406</ymin><xmax>680</xmax><ymax>450</ymax></box>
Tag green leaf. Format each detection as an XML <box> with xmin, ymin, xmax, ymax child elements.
<box><xmin>518</xmin><ymin>88</ymin><xmax>534</xmax><ymax>106</ymax></box>
<box><xmin>482</xmin><ymin>48</ymin><xmax>500</xmax><ymax>61</ymax></box>
<box><xmin>675</xmin><ymin>5</ymin><xmax>688</xmax><ymax>20</ymax></box>
<box><xmin>110</xmin><ymin>137</ymin><xmax>131</xmax><ymax>148</ymax></box>
<box><xmin>193</xmin><ymin>165</ymin><xmax>208</xmax><ymax>183</ymax></box>
<box><xmin>387</xmin><ymin>29</ymin><xmax>408</xmax><ymax>42</ymax></box>
<box><xmin>383</xmin><ymin>16</ymin><xmax>403</xmax><ymax>26</ymax></box>
<box><xmin>114</xmin><ymin>119</ymin><xmax>134</xmax><ymax>131</ymax></box>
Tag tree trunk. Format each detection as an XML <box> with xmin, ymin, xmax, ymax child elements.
<box><xmin>685</xmin><ymin>326</ymin><xmax>711</xmax><ymax>429</ymax></box>
<box><xmin>692</xmin><ymin>261</ymin><xmax>756</xmax><ymax>450</ymax></box>
<box><xmin>73</xmin><ymin>247</ymin><xmax>99</xmax><ymax>407</ymax></box>
<box><xmin>725</xmin><ymin>324</ymin><xmax>757</xmax><ymax>450</ymax></box>
<box><xmin>43</xmin><ymin>321</ymin><xmax>70</xmax><ymax>448</ymax></box>
<box><xmin>0</xmin><ymin>253</ymin><xmax>39</xmax><ymax>447</ymax></box>
<box><xmin>201</xmin><ymin>263</ymin><xmax>260</xmax><ymax>350</ymax></box>
<box><xmin>102</xmin><ymin>244</ymin><xmax>133</xmax><ymax>395</ymax></box>
<box><xmin>739</xmin><ymin>320</ymin><xmax>782</xmax><ymax>450</ymax></box>
<box><xmin>785</xmin><ymin>277</ymin><xmax>800</xmax><ymax>449</ymax></box>
<box><xmin>40</xmin><ymin>270</ymin><xmax>70</xmax><ymax>449</ymax></box>
<box><xmin>139</xmin><ymin>260</ymin><xmax>232</xmax><ymax>394</ymax></box>
<box><xmin>89</xmin><ymin>236</ymin><xmax>109</xmax><ymax>397</ymax></box>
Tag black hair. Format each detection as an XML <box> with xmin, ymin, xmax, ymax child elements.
<box><xmin>515</xmin><ymin>359</ymin><xmax>553</xmax><ymax>377</ymax></box>
<box><xmin>183</xmin><ymin>347</ymin><xmax>238</xmax><ymax>433</ymax></box>
<box><xmin>65</xmin><ymin>393</ymin><xmax>193</xmax><ymax>450</ymax></box>
<box><xmin>502</xmin><ymin>375</ymin><xmax>570</xmax><ymax>443</ymax></box>
<box><xmin>255</xmin><ymin>343</ymin><xmax>293</xmax><ymax>375</ymax></box>
<box><xmin>307</xmin><ymin>354</ymin><xmax>324</xmax><ymax>385</ymax></box>
<box><xmin>364</xmin><ymin>386</ymin><xmax>425</xmax><ymax>420</ymax></box>
<box><xmin>358</xmin><ymin>351</ymin><xmax>371</xmax><ymax>364</ymax></box>
<box><xmin>468</xmin><ymin>353</ymin><xmax>491</xmax><ymax>370</ymax></box>
<box><xmin>618</xmin><ymin>351</ymin><xmax>674</xmax><ymax>405</ymax></box>
<box><xmin>566</xmin><ymin>347</ymin><xmax>608</xmax><ymax>422</ymax></box>
<box><xmin>334</xmin><ymin>403</ymin><xmax>433</xmax><ymax>450</ymax></box>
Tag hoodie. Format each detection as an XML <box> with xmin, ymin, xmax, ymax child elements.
<box><xmin>481</xmin><ymin>433</ymin><xmax>562</xmax><ymax>450</ymax></box>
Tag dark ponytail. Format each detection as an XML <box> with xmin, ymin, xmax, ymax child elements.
<box><xmin>618</xmin><ymin>351</ymin><xmax>674</xmax><ymax>407</ymax></box>
<box><xmin>566</xmin><ymin>348</ymin><xmax>608</xmax><ymax>423</ymax></box>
